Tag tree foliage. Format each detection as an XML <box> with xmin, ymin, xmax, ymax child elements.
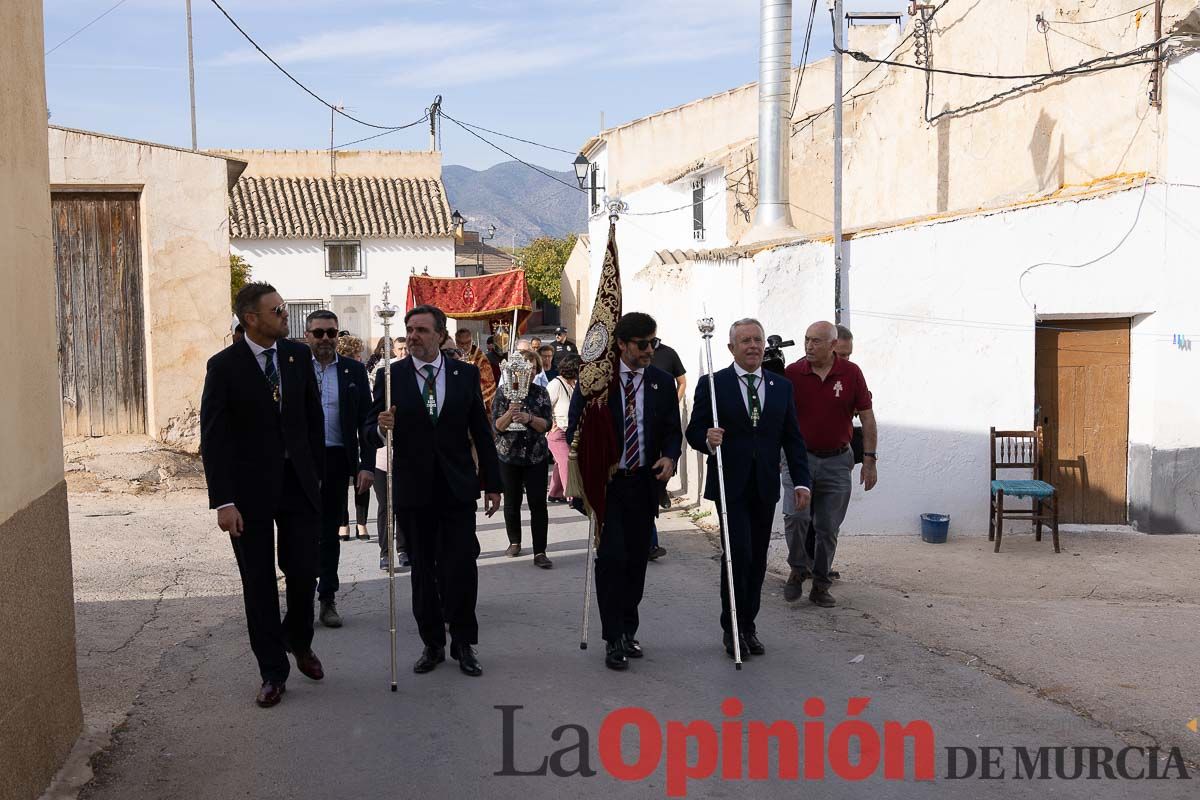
<box><xmin>518</xmin><ymin>234</ymin><xmax>576</xmax><ymax>304</ymax></box>
<box><xmin>230</xmin><ymin>254</ymin><xmax>253</xmax><ymax>308</ymax></box>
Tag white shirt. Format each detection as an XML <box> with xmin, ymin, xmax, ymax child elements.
<box><xmin>245</xmin><ymin>335</ymin><xmax>283</xmax><ymax>404</ymax></box>
<box><xmin>618</xmin><ymin>360</ymin><xmax>645</xmax><ymax>469</ymax></box>
<box><xmin>411</xmin><ymin>353</ymin><xmax>447</xmax><ymax>418</ymax></box>
<box><xmin>733</xmin><ymin>363</ymin><xmax>766</xmax><ymax>417</ymax></box>
<box><xmin>547</xmin><ymin>376</ymin><xmax>574</xmax><ymax>430</ymax></box>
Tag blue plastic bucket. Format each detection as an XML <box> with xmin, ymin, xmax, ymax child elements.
<box><xmin>920</xmin><ymin>513</ymin><xmax>950</xmax><ymax>544</ymax></box>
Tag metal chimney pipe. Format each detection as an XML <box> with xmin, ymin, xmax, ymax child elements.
<box><xmin>752</xmin><ymin>0</ymin><xmax>796</xmax><ymax>234</ymax></box>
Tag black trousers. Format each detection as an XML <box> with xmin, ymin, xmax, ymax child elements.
<box><xmin>342</xmin><ymin>484</ymin><xmax>370</xmax><ymax>527</ymax></box>
<box><xmin>500</xmin><ymin>458</ymin><xmax>549</xmax><ymax>553</ymax></box>
<box><xmin>717</xmin><ymin>470</ymin><xmax>776</xmax><ymax>637</ymax></box>
<box><xmin>230</xmin><ymin>460</ymin><xmax>319</xmax><ymax>683</ymax></box>
<box><xmin>397</xmin><ymin>467</ymin><xmax>480</xmax><ymax>647</ymax></box>
<box><xmin>373</xmin><ymin>467</ymin><xmax>407</xmax><ymax>556</ymax></box>
<box><xmin>595</xmin><ymin>473</ymin><xmax>655</xmax><ymax>643</ymax></box>
<box><xmin>317</xmin><ymin>447</ymin><xmax>350</xmax><ymax>601</ymax></box>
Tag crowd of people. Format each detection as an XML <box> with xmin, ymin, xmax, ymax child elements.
<box><xmin>200</xmin><ymin>281</ymin><xmax>876</xmax><ymax>705</ymax></box>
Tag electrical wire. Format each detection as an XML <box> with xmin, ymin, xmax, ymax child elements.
<box><xmin>334</xmin><ymin>115</ymin><xmax>429</xmax><ymax>149</ymax></box>
<box><xmin>1017</xmin><ymin>179</ymin><xmax>1150</xmax><ymax>315</ymax></box>
<box><xmin>207</xmin><ymin>0</ymin><xmax>424</xmax><ymax>132</ymax></box>
<box><xmin>45</xmin><ymin>0</ymin><xmax>131</xmax><ymax>56</ymax></box>
<box><xmin>788</xmin><ymin>0</ymin><xmax>820</xmax><ymax>120</ymax></box>
<box><xmin>451</xmin><ymin>119</ymin><xmax>576</xmax><ymax>156</ymax></box>
<box><xmin>1052</xmin><ymin>2</ymin><xmax>1154</xmax><ymax>25</ymax></box>
<box><xmin>438</xmin><ymin>110</ymin><xmax>583</xmax><ymax>193</ymax></box>
<box><xmin>623</xmin><ymin>188</ymin><xmax>726</xmax><ymax>216</ymax></box>
<box><xmin>850</xmin><ymin>309</ymin><xmax>1192</xmax><ymax>340</ymax></box>
<box><xmin>836</xmin><ymin>37</ymin><xmax>1165</xmax><ymax>80</ymax></box>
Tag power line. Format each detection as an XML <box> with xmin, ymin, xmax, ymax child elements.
<box><xmin>206</xmin><ymin>0</ymin><xmax>422</xmax><ymax>131</ymax></box>
<box><xmin>788</xmin><ymin>0</ymin><xmax>820</xmax><ymax>119</ymax></box>
<box><xmin>836</xmin><ymin>37</ymin><xmax>1165</xmax><ymax>81</ymax></box>
<box><xmin>334</xmin><ymin>114</ymin><xmax>430</xmax><ymax>149</ymax></box>
<box><xmin>439</xmin><ymin>110</ymin><xmax>583</xmax><ymax>193</ymax></box>
<box><xmin>45</xmin><ymin>0</ymin><xmax>131</xmax><ymax>56</ymax></box>
<box><xmin>451</xmin><ymin>119</ymin><xmax>576</xmax><ymax>156</ymax></box>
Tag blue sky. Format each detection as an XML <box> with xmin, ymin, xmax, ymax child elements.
<box><xmin>43</xmin><ymin>0</ymin><xmax>908</xmax><ymax>171</ymax></box>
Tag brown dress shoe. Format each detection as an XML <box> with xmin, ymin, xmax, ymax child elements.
<box><xmin>783</xmin><ymin>569</ymin><xmax>805</xmax><ymax>602</ymax></box>
<box><xmin>293</xmin><ymin>649</ymin><xmax>325</xmax><ymax>680</ymax></box>
<box><xmin>256</xmin><ymin>681</ymin><xmax>286</xmax><ymax>708</ymax></box>
<box><xmin>505</xmin><ymin>543</ymin><xmax>521</xmax><ymax>557</ymax></box>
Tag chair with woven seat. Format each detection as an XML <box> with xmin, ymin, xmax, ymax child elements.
<box><xmin>989</xmin><ymin>427</ymin><xmax>1060</xmax><ymax>553</ymax></box>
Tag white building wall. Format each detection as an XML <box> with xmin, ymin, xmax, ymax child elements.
<box><xmin>232</xmin><ymin>237</ymin><xmax>455</xmax><ymax>341</ymax></box>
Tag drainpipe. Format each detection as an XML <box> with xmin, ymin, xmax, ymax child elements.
<box><xmin>746</xmin><ymin>0</ymin><xmax>799</xmax><ymax>242</ymax></box>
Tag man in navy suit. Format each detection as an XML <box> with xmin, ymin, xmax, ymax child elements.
<box><xmin>686</xmin><ymin>318</ymin><xmax>812</xmax><ymax>658</ymax></box>
<box><xmin>303</xmin><ymin>310</ymin><xmax>376</xmax><ymax>629</ymax></box>
<box><xmin>200</xmin><ymin>282</ymin><xmax>326</xmax><ymax>708</ymax></box>
<box><xmin>369</xmin><ymin>305</ymin><xmax>502</xmax><ymax>677</ymax></box>
<box><xmin>567</xmin><ymin>312</ymin><xmax>683</xmax><ymax>671</ymax></box>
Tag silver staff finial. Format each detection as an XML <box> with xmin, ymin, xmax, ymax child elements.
<box><xmin>375</xmin><ymin>283</ymin><xmax>398</xmax><ymax>321</ymax></box>
<box><xmin>697</xmin><ymin>317</ymin><xmax>715</xmax><ymax>337</ymax></box>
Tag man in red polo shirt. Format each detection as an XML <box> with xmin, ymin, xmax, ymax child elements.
<box><xmin>781</xmin><ymin>321</ymin><xmax>878</xmax><ymax>607</ymax></box>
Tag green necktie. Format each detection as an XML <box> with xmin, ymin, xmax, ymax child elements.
<box><xmin>422</xmin><ymin>364</ymin><xmax>439</xmax><ymax>423</ymax></box>
<box><xmin>746</xmin><ymin>373</ymin><xmax>761</xmax><ymax>428</ymax></box>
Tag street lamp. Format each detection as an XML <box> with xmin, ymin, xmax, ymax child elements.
<box><xmin>451</xmin><ymin>209</ymin><xmax>465</xmax><ymax>232</ymax></box>
<box><xmin>573</xmin><ymin>154</ymin><xmax>590</xmax><ymax>190</ymax></box>
<box><xmin>483</xmin><ymin>223</ymin><xmax>496</xmax><ymax>242</ymax></box>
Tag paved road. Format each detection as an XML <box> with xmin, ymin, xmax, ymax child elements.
<box><xmin>79</xmin><ymin>501</ymin><xmax>1195</xmax><ymax>799</ymax></box>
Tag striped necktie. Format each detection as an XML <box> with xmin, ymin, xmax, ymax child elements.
<box><xmin>623</xmin><ymin>372</ymin><xmax>640</xmax><ymax>469</ymax></box>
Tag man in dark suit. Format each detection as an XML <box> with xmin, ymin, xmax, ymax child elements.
<box><xmin>369</xmin><ymin>304</ymin><xmax>502</xmax><ymax>677</ymax></box>
<box><xmin>567</xmin><ymin>312</ymin><xmax>683</xmax><ymax>671</ymax></box>
<box><xmin>686</xmin><ymin>318</ymin><xmax>812</xmax><ymax>659</ymax></box>
<box><xmin>303</xmin><ymin>310</ymin><xmax>375</xmax><ymax>629</ymax></box>
<box><xmin>200</xmin><ymin>282</ymin><xmax>327</xmax><ymax>708</ymax></box>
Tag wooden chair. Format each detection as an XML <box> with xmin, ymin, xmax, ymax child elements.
<box><xmin>989</xmin><ymin>427</ymin><xmax>1060</xmax><ymax>553</ymax></box>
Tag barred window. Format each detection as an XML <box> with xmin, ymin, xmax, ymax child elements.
<box><xmin>325</xmin><ymin>241</ymin><xmax>362</xmax><ymax>277</ymax></box>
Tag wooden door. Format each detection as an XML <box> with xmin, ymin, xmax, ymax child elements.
<box><xmin>330</xmin><ymin>294</ymin><xmax>370</xmax><ymax>341</ymax></box>
<box><xmin>1034</xmin><ymin>319</ymin><xmax>1130</xmax><ymax>523</ymax></box>
<box><xmin>52</xmin><ymin>193</ymin><xmax>147</xmax><ymax>436</ymax></box>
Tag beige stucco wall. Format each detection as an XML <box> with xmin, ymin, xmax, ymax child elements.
<box><xmin>559</xmin><ymin>235</ymin><xmax>591</xmax><ymax>339</ymax></box>
<box><xmin>587</xmin><ymin>0</ymin><xmax>1196</xmax><ymax>243</ymax></box>
<box><xmin>0</xmin><ymin>3</ymin><xmax>82</xmax><ymax>799</ymax></box>
<box><xmin>48</xmin><ymin>127</ymin><xmax>240</xmax><ymax>449</ymax></box>
<box><xmin>217</xmin><ymin>148</ymin><xmax>441</xmax><ymax>178</ymax></box>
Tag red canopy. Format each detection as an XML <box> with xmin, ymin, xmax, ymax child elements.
<box><xmin>406</xmin><ymin>270</ymin><xmax>533</xmax><ymax>331</ymax></box>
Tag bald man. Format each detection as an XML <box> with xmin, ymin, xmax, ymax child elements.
<box><xmin>781</xmin><ymin>321</ymin><xmax>878</xmax><ymax>607</ymax></box>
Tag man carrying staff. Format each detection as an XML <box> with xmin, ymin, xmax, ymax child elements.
<box><xmin>687</xmin><ymin>318</ymin><xmax>811</xmax><ymax>658</ymax></box>
<box><xmin>369</xmin><ymin>305</ymin><xmax>502</xmax><ymax>677</ymax></box>
<box><xmin>567</xmin><ymin>312</ymin><xmax>681</xmax><ymax>671</ymax></box>
<box><xmin>782</xmin><ymin>321</ymin><xmax>878</xmax><ymax>608</ymax></box>
<box><xmin>200</xmin><ymin>282</ymin><xmax>326</xmax><ymax>708</ymax></box>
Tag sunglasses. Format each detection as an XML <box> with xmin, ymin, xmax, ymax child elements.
<box><xmin>308</xmin><ymin>327</ymin><xmax>340</xmax><ymax>339</ymax></box>
<box><xmin>627</xmin><ymin>337</ymin><xmax>661</xmax><ymax>351</ymax></box>
<box><xmin>250</xmin><ymin>302</ymin><xmax>287</xmax><ymax>317</ymax></box>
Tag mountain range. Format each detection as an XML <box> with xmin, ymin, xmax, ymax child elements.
<box><xmin>442</xmin><ymin>161</ymin><xmax>587</xmax><ymax>248</ymax></box>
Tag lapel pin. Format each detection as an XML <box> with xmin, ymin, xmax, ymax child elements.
<box><xmin>769</xmin><ymin>380</ymin><xmax>775</xmax><ymax>386</ymax></box>
<box><xmin>344</xmin><ymin>368</ymin><xmax>349</xmax><ymax>374</ymax></box>
<box><xmin>651</xmin><ymin>383</ymin><xmax>658</xmax><ymax>390</ymax></box>
<box><xmin>453</xmin><ymin>370</ymin><xmax>460</xmax><ymax>376</ymax></box>
<box><xmin>288</xmin><ymin>356</ymin><xmax>294</xmax><ymax>363</ymax></box>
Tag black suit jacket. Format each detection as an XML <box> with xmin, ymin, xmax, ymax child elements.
<box><xmin>365</xmin><ymin>357</ymin><xmax>501</xmax><ymax>509</ymax></box>
<box><xmin>566</xmin><ymin>364</ymin><xmax>683</xmax><ymax>514</ymax></box>
<box><xmin>325</xmin><ymin>355</ymin><xmax>375</xmax><ymax>474</ymax></box>
<box><xmin>686</xmin><ymin>365</ymin><xmax>812</xmax><ymax>504</ymax></box>
<box><xmin>200</xmin><ymin>338</ymin><xmax>325</xmax><ymax>518</ymax></box>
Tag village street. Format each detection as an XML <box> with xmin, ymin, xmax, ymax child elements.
<box><xmin>56</xmin><ymin>472</ymin><xmax>1200</xmax><ymax>800</ymax></box>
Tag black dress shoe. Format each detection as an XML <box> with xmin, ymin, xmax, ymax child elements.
<box><xmin>723</xmin><ymin>631</ymin><xmax>750</xmax><ymax>659</ymax></box>
<box><xmin>605</xmin><ymin>640</ymin><xmax>629</xmax><ymax>671</ymax></box>
<box><xmin>413</xmin><ymin>645</ymin><xmax>445</xmax><ymax>674</ymax></box>
<box><xmin>621</xmin><ymin>634</ymin><xmax>644</xmax><ymax>658</ymax></box>
<box><xmin>255</xmin><ymin>681</ymin><xmax>286</xmax><ymax>708</ymax></box>
<box><xmin>745</xmin><ymin>633</ymin><xmax>766</xmax><ymax>656</ymax></box>
<box><xmin>450</xmin><ymin>641</ymin><xmax>483</xmax><ymax>676</ymax></box>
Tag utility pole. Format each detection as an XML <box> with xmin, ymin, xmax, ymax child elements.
<box><xmin>832</xmin><ymin>0</ymin><xmax>845</xmax><ymax>323</ymax></box>
<box><xmin>330</xmin><ymin>105</ymin><xmax>336</xmax><ymax>179</ymax></box>
<box><xmin>429</xmin><ymin>95</ymin><xmax>442</xmax><ymax>152</ymax></box>
<box><xmin>186</xmin><ymin>0</ymin><xmax>197</xmax><ymax>150</ymax></box>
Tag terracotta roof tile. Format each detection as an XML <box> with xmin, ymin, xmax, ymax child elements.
<box><xmin>229</xmin><ymin>175</ymin><xmax>452</xmax><ymax>239</ymax></box>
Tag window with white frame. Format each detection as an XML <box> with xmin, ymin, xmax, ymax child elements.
<box><xmin>324</xmin><ymin>241</ymin><xmax>362</xmax><ymax>277</ymax></box>
<box><xmin>692</xmin><ymin>177</ymin><xmax>706</xmax><ymax>241</ymax></box>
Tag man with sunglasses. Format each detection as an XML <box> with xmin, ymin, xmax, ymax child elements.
<box><xmin>567</xmin><ymin>312</ymin><xmax>682</xmax><ymax>671</ymax></box>
<box><xmin>304</xmin><ymin>310</ymin><xmax>375</xmax><ymax>630</ymax></box>
<box><xmin>200</xmin><ymin>282</ymin><xmax>327</xmax><ymax>708</ymax></box>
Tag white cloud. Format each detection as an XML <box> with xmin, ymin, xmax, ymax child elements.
<box><xmin>213</xmin><ymin>21</ymin><xmax>499</xmax><ymax>66</ymax></box>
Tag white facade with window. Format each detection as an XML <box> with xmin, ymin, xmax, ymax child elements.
<box><xmin>227</xmin><ymin>164</ymin><xmax>454</xmax><ymax>344</ymax></box>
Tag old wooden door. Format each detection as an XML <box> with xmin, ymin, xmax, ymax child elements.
<box><xmin>1034</xmin><ymin>319</ymin><xmax>1130</xmax><ymax>523</ymax></box>
<box><xmin>52</xmin><ymin>193</ymin><xmax>147</xmax><ymax>436</ymax></box>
